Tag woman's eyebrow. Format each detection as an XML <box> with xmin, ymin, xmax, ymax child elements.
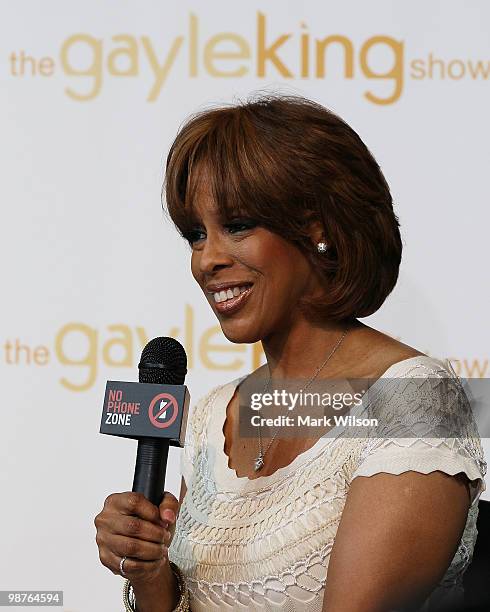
<box><xmin>220</xmin><ymin>207</ymin><xmax>249</xmax><ymax>220</ymax></box>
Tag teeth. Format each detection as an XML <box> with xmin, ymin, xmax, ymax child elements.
<box><xmin>213</xmin><ymin>285</ymin><xmax>251</xmax><ymax>303</ymax></box>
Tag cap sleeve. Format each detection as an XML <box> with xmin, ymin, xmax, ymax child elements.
<box><xmin>351</xmin><ymin>362</ymin><xmax>487</xmax><ymax>507</ymax></box>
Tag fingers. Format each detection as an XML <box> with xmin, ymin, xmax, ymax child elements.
<box><xmin>98</xmin><ymin>513</ymin><xmax>170</xmax><ymax>545</ymax></box>
<box><xmin>159</xmin><ymin>491</ymin><xmax>179</xmax><ymax>528</ymax></box>
<box><xmin>103</xmin><ymin>492</ymin><xmax>162</xmax><ymax>524</ymax></box>
<box><xmin>95</xmin><ymin>491</ymin><xmax>178</xmax><ymax>580</ymax></box>
<box><xmin>99</xmin><ymin>547</ymin><xmax>166</xmax><ymax>581</ymax></box>
<box><xmin>96</xmin><ymin>526</ymin><xmax>169</xmax><ymax>575</ymax></box>
<box><xmin>109</xmin><ymin>534</ymin><xmax>167</xmax><ymax>562</ymax></box>
<box><xmin>119</xmin><ymin>555</ymin><xmax>165</xmax><ymax>581</ymax></box>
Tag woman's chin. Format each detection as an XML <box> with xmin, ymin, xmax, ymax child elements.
<box><xmin>219</xmin><ymin>320</ymin><xmax>262</xmax><ymax>345</ymax></box>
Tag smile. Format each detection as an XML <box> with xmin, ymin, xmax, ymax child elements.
<box><xmin>212</xmin><ymin>285</ymin><xmax>254</xmax><ymax>315</ymax></box>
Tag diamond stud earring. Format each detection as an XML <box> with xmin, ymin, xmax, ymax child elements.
<box><xmin>317</xmin><ymin>241</ymin><xmax>328</xmax><ymax>253</ymax></box>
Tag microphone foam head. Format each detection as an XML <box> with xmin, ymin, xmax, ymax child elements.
<box><xmin>138</xmin><ymin>337</ymin><xmax>187</xmax><ymax>384</ymax></box>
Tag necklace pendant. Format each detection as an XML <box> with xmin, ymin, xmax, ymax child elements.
<box><xmin>254</xmin><ymin>454</ymin><xmax>265</xmax><ymax>471</ymax></box>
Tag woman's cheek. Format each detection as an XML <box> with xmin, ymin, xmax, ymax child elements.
<box><xmin>190</xmin><ymin>251</ymin><xmax>200</xmax><ymax>280</ymax></box>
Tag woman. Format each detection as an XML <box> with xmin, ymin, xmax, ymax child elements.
<box><xmin>94</xmin><ymin>94</ymin><xmax>487</xmax><ymax>611</ymax></box>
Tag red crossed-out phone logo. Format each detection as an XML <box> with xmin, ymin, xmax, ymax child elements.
<box><xmin>148</xmin><ymin>393</ymin><xmax>179</xmax><ymax>429</ymax></box>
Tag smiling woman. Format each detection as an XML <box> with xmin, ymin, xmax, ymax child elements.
<box><xmin>94</xmin><ymin>93</ymin><xmax>487</xmax><ymax>612</ymax></box>
<box><xmin>163</xmin><ymin>94</ymin><xmax>402</xmax><ymax>327</ymax></box>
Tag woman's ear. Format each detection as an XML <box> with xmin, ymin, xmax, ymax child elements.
<box><xmin>307</xmin><ymin>218</ymin><xmax>327</xmax><ymax>247</ymax></box>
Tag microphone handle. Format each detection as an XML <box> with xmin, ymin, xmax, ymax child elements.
<box><xmin>132</xmin><ymin>438</ymin><xmax>169</xmax><ymax>506</ymax></box>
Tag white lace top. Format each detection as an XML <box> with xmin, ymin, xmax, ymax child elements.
<box><xmin>168</xmin><ymin>356</ymin><xmax>487</xmax><ymax>611</ymax></box>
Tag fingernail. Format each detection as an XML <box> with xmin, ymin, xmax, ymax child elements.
<box><xmin>163</xmin><ymin>510</ymin><xmax>175</xmax><ymax>522</ymax></box>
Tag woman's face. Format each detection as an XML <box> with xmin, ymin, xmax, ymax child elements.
<box><xmin>187</xmin><ymin>179</ymin><xmax>325</xmax><ymax>344</ymax></box>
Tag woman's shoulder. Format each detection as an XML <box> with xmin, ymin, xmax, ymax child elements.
<box><xmin>365</xmin><ymin>351</ymin><xmax>481</xmax><ymax>451</ymax></box>
<box><xmin>381</xmin><ymin>353</ymin><xmax>457</xmax><ymax>379</ymax></box>
<box><xmin>351</xmin><ymin>336</ymin><xmax>487</xmax><ymax>505</ymax></box>
<box><xmin>346</xmin><ymin>323</ymin><xmax>453</xmax><ymax>379</ymax></box>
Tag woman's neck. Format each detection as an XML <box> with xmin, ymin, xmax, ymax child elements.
<box><xmin>260</xmin><ymin>318</ymin><xmax>365</xmax><ymax>380</ymax></box>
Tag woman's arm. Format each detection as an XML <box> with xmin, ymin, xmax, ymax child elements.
<box><xmin>322</xmin><ymin>470</ymin><xmax>471</xmax><ymax>612</ymax></box>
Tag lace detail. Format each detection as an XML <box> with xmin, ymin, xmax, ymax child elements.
<box><xmin>353</xmin><ymin>361</ymin><xmax>487</xmax><ymax>506</ymax></box>
<box><xmin>169</xmin><ymin>357</ymin><xmax>487</xmax><ymax>611</ymax></box>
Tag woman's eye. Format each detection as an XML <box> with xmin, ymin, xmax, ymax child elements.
<box><xmin>183</xmin><ymin>229</ymin><xmax>205</xmax><ymax>244</ymax></box>
<box><xmin>182</xmin><ymin>219</ymin><xmax>257</xmax><ymax>245</ymax></box>
<box><xmin>226</xmin><ymin>219</ymin><xmax>258</xmax><ymax>234</ymax></box>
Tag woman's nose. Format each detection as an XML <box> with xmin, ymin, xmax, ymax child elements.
<box><xmin>198</xmin><ymin>233</ymin><xmax>233</xmax><ymax>274</ymax></box>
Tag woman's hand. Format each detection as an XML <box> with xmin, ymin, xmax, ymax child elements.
<box><xmin>94</xmin><ymin>490</ymin><xmax>179</xmax><ymax>587</ymax></box>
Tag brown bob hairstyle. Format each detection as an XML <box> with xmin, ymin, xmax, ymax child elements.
<box><xmin>163</xmin><ymin>93</ymin><xmax>402</xmax><ymax>324</ymax></box>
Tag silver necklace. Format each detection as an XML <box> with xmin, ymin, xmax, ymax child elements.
<box><xmin>254</xmin><ymin>328</ymin><xmax>349</xmax><ymax>472</ymax></box>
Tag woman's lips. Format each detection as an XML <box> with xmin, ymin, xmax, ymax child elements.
<box><xmin>212</xmin><ymin>285</ymin><xmax>254</xmax><ymax>315</ymax></box>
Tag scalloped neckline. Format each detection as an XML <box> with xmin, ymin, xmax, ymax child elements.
<box><xmin>211</xmin><ymin>355</ymin><xmax>453</xmax><ymax>490</ymax></box>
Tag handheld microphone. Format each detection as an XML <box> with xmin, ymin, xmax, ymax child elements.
<box><xmin>134</xmin><ymin>337</ymin><xmax>187</xmax><ymax>505</ymax></box>
<box><xmin>100</xmin><ymin>337</ymin><xmax>189</xmax><ymax>506</ymax></box>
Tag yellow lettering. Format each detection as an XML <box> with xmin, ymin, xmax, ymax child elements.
<box><xmin>316</xmin><ymin>35</ymin><xmax>354</xmax><ymax>78</ymax></box>
<box><xmin>141</xmin><ymin>35</ymin><xmax>184</xmax><ymax>102</ymax></box>
<box><xmin>467</xmin><ymin>59</ymin><xmax>490</xmax><ymax>79</ymax></box>
<box><xmin>300</xmin><ymin>24</ymin><xmax>309</xmax><ymax>78</ymax></box>
<box><xmin>135</xmin><ymin>326</ymin><xmax>149</xmax><ymax>349</ymax></box>
<box><xmin>360</xmin><ymin>36</ymin><xmax>404</xmax><ymax>105</ymax></box>
<box><xmin>199</xmin><ymin>326</ymin><xmax>245</xmax><ymax>370</ymax></box>
<box><xmin>204</xmin><ymin>33</ymin><xmax>250</xmax><ymax>77</ymax></box>
<box><xmin>102</xmin><ymin>324</ymin><xmax>133</xmax><ymax>367</ymax></box>
<box><xmin>33</xmin><ymin>345</ymin><xmax>50</xmax><ymax>365</ymax></box>
<box><xmin>463</xmin><ymin>359</ymin><xmax>488</xmax><ymax>378</ymax></box>
<box><xmin>184</xmin><ymin>304</ymin><xmax>194</xmax><ymax>369</ymax></box>
<box><xmin>107</xmin><ymin>34</ymin><xmax>138</xmax><ymax>76</ymax></box>
<box><xmin>168</xmin><ymin>327</ymin><xmax>180</xmax><ymax>339</ymax></box>
<box><xmin>55</xmin><ymin>322</ymin><xmax>97</xmax><ymax>391</ymax></box>
<box><xmin>60</xmin><ymin>34</ymin><xmax>102</xmax><ymax>101</ymax></box>
<box><xmin>189</xmin><ymin>13</ymin><xmax>198</xmax><ymax>76</ymax></box>
<box><xmin>257</xmin><ymin>12</ymin><xmax>293</xmax><ymax>77</ymax></box>
<box><xmin>410</xmin><ymin>58</ymin><xmax>426</xmax><ymax>79</ymax></box>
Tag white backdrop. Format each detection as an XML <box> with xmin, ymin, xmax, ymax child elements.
<box><xmin>1</xmin><ymin>2</ymin><xmax>489</xmax><ymax>610</ymax></box>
